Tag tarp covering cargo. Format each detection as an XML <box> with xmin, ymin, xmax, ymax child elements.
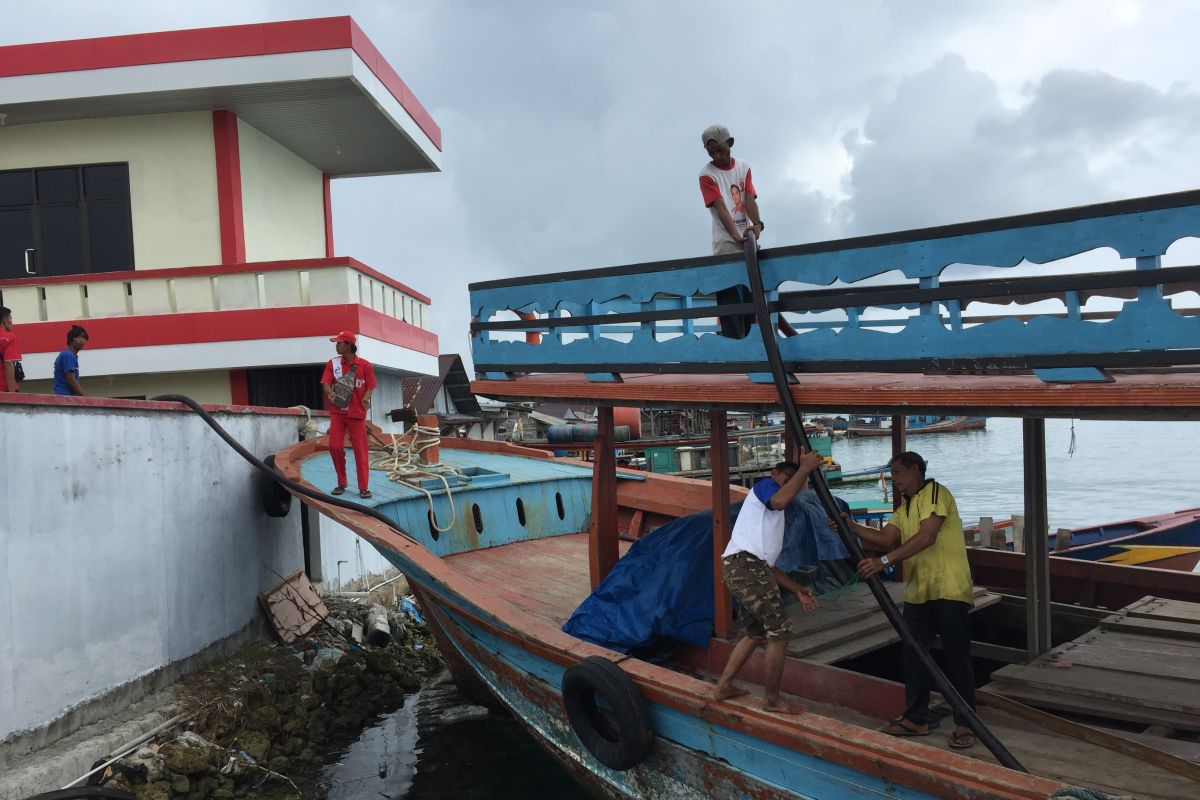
<box><xmin>563</xmin><ymin>491</ymin><xmax>850</xmax><ymax>653</ymax></box>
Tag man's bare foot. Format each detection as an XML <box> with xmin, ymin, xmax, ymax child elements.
<box><xmin>763</xmin><ymin>696</ymin><xmax>804</xmax><ymax>715</ymax></box>
<box><xmin>710</xmin><ymin>685</ymin><xmax>749</xmax><ymax>701</ymax></box>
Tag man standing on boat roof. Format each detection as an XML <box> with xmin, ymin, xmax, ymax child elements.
<box><xmin>711</xmin><ymin>451</ymin><xmax>823</xmax><ymax>714</ymax></box>
<box><xmin>321</xmin><ymin>331</ymin><xmax>377</xmax><ymax>499</ymax></box>
<box><xmin>699</xmin><ymin>124</ymin><xmax>764</xmax><ymax>255</ymax></box>
<box><xmin>842</xmin><ymin>451</ymin><xmax>977</xmax><ymax>750</ymax></box>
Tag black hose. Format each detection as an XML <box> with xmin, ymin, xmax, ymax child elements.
<box><xmin>739</xmin><ymin>236</ymin><xmax>1026</xmax><ymax>772</ymax></box>
<box><xmin>151</xmin><ymin>394</ymin><xmax>413</xmax><ymax>540</ymax></box>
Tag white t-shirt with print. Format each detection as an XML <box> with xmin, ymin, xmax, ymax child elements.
<box><xmin>699</xmin><ymin>158</ymin><xmax>757</xmax><ymax>253</ymax></box>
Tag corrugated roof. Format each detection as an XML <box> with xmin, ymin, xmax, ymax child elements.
<box><xmin>402</xmin><ymin>353</ymin><xmax>480</xmax><ymax>416</ymax></box>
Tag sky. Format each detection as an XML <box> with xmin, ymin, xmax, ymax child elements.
<box><xmin>4</xmin><ymin>0</ymin><xmax>1199</xmax><ymax>365</ymax></box>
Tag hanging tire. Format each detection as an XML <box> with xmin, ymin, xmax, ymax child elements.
<box><xmin>259</xmin><ymin>454</ymin><xmax>292</xmax><ymax>518</ymax></box>
<box><xmin>561</xmin><ymin>656</ymin><xmax>654</xmax><ymax>771</ymax></box>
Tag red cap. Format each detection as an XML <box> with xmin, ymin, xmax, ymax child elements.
<box><xmin>329</xmin><ymin>330</ymin><xmax>357</xmax><ymax>344</ymax></box>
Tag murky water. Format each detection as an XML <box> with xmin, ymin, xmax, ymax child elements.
<box><xmin>321</xmin><ymin>680</ymin><xmax>591</xmax><ymax>799</ymax></box>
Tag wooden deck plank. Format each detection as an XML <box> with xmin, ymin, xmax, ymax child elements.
<box><xmin>1123</xmin><ymin>596</ymin><xmax>1200</xmax><ymax>624</ymax></box>
<box><xmin>983</xmin><ymin>683</ymin><xmax>1200</xmax><ymax>731</ymax></box>
<box><xmin>990</xmin><ymin>664</ymin><xmax>1200</xmax><ymax>719</ymax></box>
<box><xmin>1052</xmin><ymin>641</ymin><xmax>1200</xmax><ymax>682</ymax></box>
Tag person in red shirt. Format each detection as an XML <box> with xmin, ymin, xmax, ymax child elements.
<box><xmin>0</xmin><ymin>306</ymin><xmax>21</xmax><ymax>393</ymax></box>
<box><xmin>320</xmin><ymin>331</ymin><xmax>377</xmax><ymax>498</ymax></box>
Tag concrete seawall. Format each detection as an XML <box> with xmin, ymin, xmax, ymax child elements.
<box><xmin>0</xmin><ymin>395</ymin><xmax>307</xmax><ymax>757</ymax></box>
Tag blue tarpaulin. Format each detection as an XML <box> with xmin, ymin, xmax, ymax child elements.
<box><xmin>562</xmin><ymin>492</ymin><xmax>850</xmax><ymax>653</ymax></box>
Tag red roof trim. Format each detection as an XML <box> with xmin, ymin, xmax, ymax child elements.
<box><xmin>0</xmin><ymin>16</ymin><xmax>442</xmax><ymax>151</ymax></box>
<box><xmin>0</xmin><ymin>256</ymin><xmax>431</xmax><ymax>304</ymax></box>
<box><xmin>14</xmin><ymin>303</ymin><xmax>439</xmax><ymax>356</ymax></box>
<box><xmin>0</xmin><ymin>391</ymin><xmax>329</xmax><ymax>416</ymax></box>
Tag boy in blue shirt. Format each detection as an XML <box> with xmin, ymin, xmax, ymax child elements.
<box><xmin>53</xmin><ymin>325</ymin><xmax>89</xmax><ymax>396</ymax></box>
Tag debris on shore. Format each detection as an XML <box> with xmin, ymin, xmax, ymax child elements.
<box><xmin>86</xmin><ymin>593</ymin><xmax>443</xmax><ymax>800</ymax></box>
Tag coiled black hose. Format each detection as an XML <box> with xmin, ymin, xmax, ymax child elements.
<box><xmin>739</xmin><ymin>236</ymin><xmax>1026</xmax><ymax>772</ymax></box>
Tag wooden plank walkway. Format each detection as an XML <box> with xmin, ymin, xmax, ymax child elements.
<box><xmin>987</xmin><ymin>595</ymin><xmax>1200</xmax><ymax>731</ymax></box>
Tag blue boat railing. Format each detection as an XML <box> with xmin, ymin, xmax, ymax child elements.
<box><xmin>469</xmin><ymin>190</ymin><xmax>1200</xmax><ymax>382</ymax></box>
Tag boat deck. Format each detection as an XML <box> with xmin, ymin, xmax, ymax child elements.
<box><xmin>446</xmin><ymin>534</ymin><xmax>1200</xmax><ymax>798</ymax></box>
<box><xmin>987</xmin><ymin>596</ymin><xmax>1200</xmax><ymax>731</ymax></box>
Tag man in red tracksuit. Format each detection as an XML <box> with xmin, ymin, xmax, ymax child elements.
<box><xmin>320</xmin><ymin>330</ymin><xmax>377</xmax><ymax>498</ymax></box>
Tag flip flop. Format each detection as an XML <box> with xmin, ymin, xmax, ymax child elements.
<box><xmin>359</xmin><ymin>489</ymin><xmax>373</xmax><ymax>499</ymax></box>
<box><xmin>949</xmin><ymin>730</ymin><xmax>976</xmax><ymax>749</ymax></box>
<box><xmin>331</xmin><ymin>486</ymin><xmax>346</xmax><ymax>496</ymax></box>
<box><xmin>880</xmin><ymin>719</ymin><xmax>930</xmax><ymax>737</ymax></box>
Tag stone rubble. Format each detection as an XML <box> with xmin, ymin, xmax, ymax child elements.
<box><xmin>88</xmin><ymin>594</ymin><xmax>443</xmax><ymax>800</ymax></box>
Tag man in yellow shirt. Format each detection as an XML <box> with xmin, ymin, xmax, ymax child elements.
<box><xmin>842</xmin><ymin>451</ymin><xmax>976</xmax><ymax>749</ymax></box>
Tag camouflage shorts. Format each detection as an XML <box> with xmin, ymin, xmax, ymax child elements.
<box><xmin>722</xmin><ymin>551</ymin><xmax>792</xmax><ymax>640</ymax></box>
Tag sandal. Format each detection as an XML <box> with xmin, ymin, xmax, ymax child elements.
<box><xmin>949</xmin><ymin>730</ymin><xmax>976</xmax><ymax>749</ymax></box>
<box><xmin>359</xmin><ymin>489</ymin><xmax>373</xmax><ymax>499</ymax></box>
<box><xmin>331</xmin><ymin>486</ymin><xmax>346</xmax><ymax>496</ymax></box>
<box><xmin>879</xmin><ymin>718</ymin><xmax>929</xmax><ymax>737</ymax></box>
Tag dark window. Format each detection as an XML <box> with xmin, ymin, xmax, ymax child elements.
<box><xmin>0</xmin><ymin>163</ymin><xmax>134</xmax><ymax>279</ymax></box>
<box><xmin>246</xmin><ymin>366</ymin><xmax>325</xmax><ymax>410</ymax></box>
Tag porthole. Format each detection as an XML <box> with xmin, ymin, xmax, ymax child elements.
<box><xmin>428</xmin><ymin>509</ymin><xmax>439</xmax><ymax>541</ymax></box>
<box><xmin>516</xmin><ymin>498</ymin><xmax>527</xmax><ymax>527</ymax></box>
<box><xmin>472</xmin><ymin>503</ymin><xmax>484</xmax><ymax>533</ymax></box>
<box><xmin>555</xmin><ymin>492</ymin><xmax>565</xmax><ymax>520</ymax></box>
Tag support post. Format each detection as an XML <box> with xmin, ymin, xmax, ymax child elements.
<box><xmin>589</xmin><ymin>406</ymin><xmax>619</xmax><ymax>589</ymax></box>
<box><xmin>783</xmin><ymin>418</ymin><xmax>798</xmax><ymax>462</ymax></box>
<box><xmin>890</xmin><ymin>415</ymin><xmax>907</xmax><ymax>509</ymax></box>
<box><xmin>1023</xmin><ymin>418</ymin><xmax>1052</xmax><ymax>658</ymax></box>
<box><xmin>710</xmin><ymin>411</ymin><xmax>734</xmax><ymax>638</ymax></box>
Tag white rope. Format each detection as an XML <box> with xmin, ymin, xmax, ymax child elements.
<box><xmin>288</xmin><ymin>405</ymin><xmax>321</xmax><ymax>438</ymax></box>
<box><xmin>368</xmin><ymin>424</ymin><xmax>462</xmax><ymax>533</ymax></box>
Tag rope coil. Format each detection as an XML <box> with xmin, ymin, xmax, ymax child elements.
<box><xmin>367</xmin><ymin>425</ymin><xmax>462</xmax><ymax>533</ymax></box>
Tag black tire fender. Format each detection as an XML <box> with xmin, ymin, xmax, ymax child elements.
<box><xmin>561</xmin><ymin>656</ymin><xmax>654</xmax><ymax>771</ymax></box>
<box><xmin>259</xmin><ymin>454</ymin><xmax>292</xmax><ymax>518</ymax></box>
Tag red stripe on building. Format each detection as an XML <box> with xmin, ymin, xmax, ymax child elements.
<box><xmin>212</xmin><ymin>110</ymin><xmax>245</xmax><ymax>265</ymax></box>
<box><xmin>0</xmin><ymin>256</ymin><xmax>431</xmax><ymax>305</ymax></box>
<box><xmin>0</xmin><ymin>17</ymin><xmax>442</xmax><ymax>151</ymax></box>
<box><xmin>14</xmin><ymin>304</ymin><xmax>439</xmax><ymax>356</ymax></box>
<box><xmin>323</xmin><ymin>173</ymin><xmax>335</xmax><ymax>258</ymax></box>
<box><xmin>229</xmin><ymin>369</ymin><xmax>250</xmax><ymax>405</ymax></box>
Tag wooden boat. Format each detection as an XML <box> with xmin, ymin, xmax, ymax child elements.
<box><xmin>279</xmin><ymin>190</ymin><xmax>1200</xmax><ymax>798</ymax></box>
<box><xmin>848</xmin><ymin>414</ymin><xmax>987</xmax><ymax>437</ymax></box>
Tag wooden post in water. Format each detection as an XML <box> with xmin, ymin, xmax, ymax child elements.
<box><xmin>710</xmin><ymin>411</ymin><xmax>734</xmax><ymax>638</ymax></box>
<box><xmin>976</xmin><ymin>516</ymin><xmax>993</xmax><ymax>548</ymax></box>
<box><xmin>890</xmin><ymin>415</ymin><xmax>906</xmax><ymax>510</ymax></box>
<box><xmin>1054</xmin><ymin>527</ymin><xmax>1073</xmax><ymax>552</ymax></box>
<box><xmin>1022</xmin><ymin>419</ymin><xmax>1052</xmax><ymax>658</ymax></box>
<box><xmin>589</xmin><ymin>407</ymin><xmax>619</xmax><ymax>589</ymax></box>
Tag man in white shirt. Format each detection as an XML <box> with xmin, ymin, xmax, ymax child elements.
<box><xmin>710</xmin><ymin>450</ymin><xmax>823</xmax><ymax>714</ymax></box>
<box><xmin>699</xmin><ymin>124</ymin><xmax>765</xmax><ymax>255</ymax></box>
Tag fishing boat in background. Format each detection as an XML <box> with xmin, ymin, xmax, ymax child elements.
<box><xmin>274</xmin><ymin>190</ymin><xmax>1200</xmax><ymax>798</ymax></box>
<box><xmin>848</xmin><ymin>414</ymin><xmax>988</xmax><ymax>437</ymax></box>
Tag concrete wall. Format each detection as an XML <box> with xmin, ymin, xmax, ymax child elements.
<box><xmin>238</xmin><ymin>119</ymin><xmax>326</xmax><ymax>263</ymax></box>
<box><xmin>0</xmin><ymin>398</ymin><xmax>306</xmax><ymax>744</ymax></box>
<box><xmin>0</xmin><ymin>112</ymin><xmax>222</xmax><ymax>268</ymax></box>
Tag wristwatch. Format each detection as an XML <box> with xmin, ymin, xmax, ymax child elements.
<box><xmin>879</xmin><ymin>554</ymin><xmax>891</xmax><ymax>566</ymax></box>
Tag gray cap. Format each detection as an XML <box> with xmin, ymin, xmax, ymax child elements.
<box><xmin>701</xmin><ymin>124</ymin><xmax>732</xmax><ymax>146</ymax></box>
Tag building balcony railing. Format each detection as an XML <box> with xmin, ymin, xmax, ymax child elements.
<box><xmin>0</xmin><ymin>256</ymin><xmax>429</xmax><ymax>332</ymax></box>
<box><xmin>469</xmin><ymin>190</ymin><xmax>1200</xmax><ymax>382</ymax></box>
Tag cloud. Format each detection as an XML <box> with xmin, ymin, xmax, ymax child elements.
<box><xmin>838</xmin><ymin>53</ymin><xmax>1200</xmax><ymax>236</ymax></box>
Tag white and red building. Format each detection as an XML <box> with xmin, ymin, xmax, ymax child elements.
<box><xmin>0</xmin><ymin>17</ymin><xmax>440</xmax><ymax>414</ymax></box>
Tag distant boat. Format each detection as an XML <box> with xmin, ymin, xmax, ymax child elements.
<box><xmin>848</xmin><ymin>415</ymin><xmax>987</xmax><ymax>437</ymax></box>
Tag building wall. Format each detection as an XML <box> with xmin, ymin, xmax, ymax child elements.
<box><xmin>0</xmin><ymin>112</ymin><xmax>222</xmax><ymax>268</ymax></box>
<box><xmin>237</xmin><ymin>119</ymin><xmax>326</xmax><ymax>263</ymax></box>
<box><xmin>0</xmin><ymin>400</ymin><xmax>306</xmax><ymax>743</ymax></box>
<box><xmin>19</xmin><ymin>369</ymin><xmax>235</xmax><ymax>405</ymax></box>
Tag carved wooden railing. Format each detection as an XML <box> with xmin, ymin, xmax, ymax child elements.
<box><xmin>469</xmin><ymin>190</ymin><xmax>1200</xmax><ymax>382</ymax></box>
